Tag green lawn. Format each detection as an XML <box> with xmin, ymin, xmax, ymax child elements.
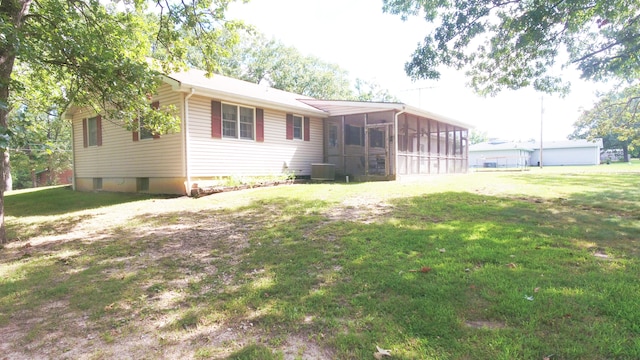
<box><xmin>1</xmin><ymin>163</ymin><xmax>639</xmax><ymax>359</ymax></box>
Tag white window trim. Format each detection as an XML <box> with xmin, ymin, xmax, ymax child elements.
<box><xmin>139</xmin><ymin>117</ymin><xmax>154</xmax><ymax>141</ymax></box>
<box><xmin>222</xmin><ymin>102</ymin><xmax>256</xmax><ymax>141</ymax></box>
<box><xmin>292</xmin><ymin>114</ymin><xmax>304</xmax><ymax>140</ymax></box>
<box><xmin>87</xmin><ymin>116</ymin><xmax>99</xmax><ymax>147</ymax></box>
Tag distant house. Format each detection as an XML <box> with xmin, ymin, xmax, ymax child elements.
<box><xmin>67</xmin><ymin>69</ymin><xmax>471</xmax><ymax>195</ymax></box>
<box><xmin>469</xmin><ymin>141</ymin><xmax>533</xmax><ymax>169</ymax></box>
<box><xmin>469</xmin><ymin>139</ymin><xmax>603</xmax><ymax>169</ymax></box>
<box><xmin>530</xmin><ymin>139</ymin><xmax>603</xmax><ymax>166</ymax></box>
<box><xmin>35</xmin><ymin>168</ymin><xmax>73</xmax><ymax>187</ymax></box>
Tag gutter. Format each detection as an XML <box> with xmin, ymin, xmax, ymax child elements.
<box><xmin>184</xmin><ymin>88</ymin><xmax>195</xmax><ymax>195</ymax></box>
<box><xmin>70</xmin><ymin>116</ymin><xmax>76</xmax><ymax>191</ymax></box>
<box><xmin>394</xmin><ymin>107</ymin><xmax>406</xmax><ymax>179</ymax></box>
<box><xmin>175</xmin><ymin>86</ymin><xmax>328</xmax><ymax>118</ymax></box>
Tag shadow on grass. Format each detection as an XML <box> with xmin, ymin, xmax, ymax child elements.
<box><xmin>1</xmin><ymin>188</ymin><xmax>638</xmax><ymax>359</ymax></box>
<box><xmin>5</xmin><ymin>186</ymin><xmax>172</xmax><ymax>217</ymax></box>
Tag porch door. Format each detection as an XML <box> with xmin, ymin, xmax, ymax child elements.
<box><xmin>365</xmin><ymin>124</ymin><xmax>391</xmax><ymax>176</ymax></box>
<box><xmin>325</xmin><ymin>120</ymin><xmax>342</xmax><ymax>172</ymax></box>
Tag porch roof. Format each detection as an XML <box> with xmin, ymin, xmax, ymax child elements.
<box><xmin>299</xmin><ymin>99</ymin><xmax>472</xmax><ymax>129</ymax></box>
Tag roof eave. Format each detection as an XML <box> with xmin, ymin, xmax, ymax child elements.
<box><xmin>170</xmin><ymin>81</ymin><xmax>328</xmax><ymax>118</ymax></box>
<box><xmin>402</xmin><ymin>104</ymin><xmax>473</xmax><ymax>129</ymax></box>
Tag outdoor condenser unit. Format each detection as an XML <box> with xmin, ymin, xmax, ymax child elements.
<box><xmin>311</xmin><ymin>163</ymin><xmax>336</xmax><ymax>181</ymax></box>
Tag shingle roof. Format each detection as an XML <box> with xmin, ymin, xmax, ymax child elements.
<box><xmin>165</xmin><ymin>70</ymin><xmax>471</xmax><ymax>128</ymax></box>
<box><xmin>164</xmin><ymin>69</ymin><xmax>328</xmax><ymax>117</ymax></box>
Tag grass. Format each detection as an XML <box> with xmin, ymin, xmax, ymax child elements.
<box><xmin>1</xmin><ymin>162</ymin><xmax>640</xmax><ymax>359</ymax></box>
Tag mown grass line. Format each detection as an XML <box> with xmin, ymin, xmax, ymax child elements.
<box><xmin>1</xmin><ymin>166</ymin><xmax>639</xmax><ymax>359</ymax></box>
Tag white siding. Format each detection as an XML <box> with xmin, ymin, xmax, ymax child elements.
<box><xmin>73</xmin><ymin>84</ymin><xmax>184</xmax><ymax>178</ymax></box>
<box><xmin>187</xmin><ymin>95</ymin><xmax>323</xmax><ymax>177</ymax></box>
<box><xmin>531</xmin><ymin>147</ymin><xmax>600</xmax><ymax>166</ymax></box>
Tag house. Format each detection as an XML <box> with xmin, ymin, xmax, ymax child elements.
<box><xmin>469</xmin><ymin>140</ymin><xmax>534</xmax><ymax>169</ymax></box>
<box><xmin>35</xmin><ymin>168</ymin><xmax>73</xmax><ymax>187</ymax></box>
<box><xmin>530</xmin><ymin>139</ymin><xmax>603</xmax><ymax>166</ymax></box>
<box><xmin>68</xmin><ymin>69</ymin><xmax>471</xmax><ymax>195</ymax></box>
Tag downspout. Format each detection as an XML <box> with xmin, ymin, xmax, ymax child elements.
<box><xmin>394</xmin><ymin>107</ymin><xmax>406</xmax><ymax>179</ymax></box>
<box><xmin>70</xmin><ymin>116</ymin><xmax>76</xmax><ymax>191</ymax></box>
<box><xmin>184</xmin><ymin>88</ymin><xmax>195</xmax><ymax>195</ymax></box>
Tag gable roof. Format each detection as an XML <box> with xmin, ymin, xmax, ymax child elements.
<box><xmin>164</xmin><ymin>69</ymin><xmax>328</xmax><ymax>117</ymax></box>
<box><xmin>165</xmin><ymin>70</ymin><xmax>471</xmax><ymax>128</ymax></box>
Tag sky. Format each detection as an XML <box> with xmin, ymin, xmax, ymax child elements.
<box><xmin>226</xmin><ymin>0</ymin><xmax>611</xmax><ymax>141</ymax></box>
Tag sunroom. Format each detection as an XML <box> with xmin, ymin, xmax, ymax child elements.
<box><xmin>300</xmin><ymin>100</ymin><xmax>470</xmax><ymax>180</ymax></box>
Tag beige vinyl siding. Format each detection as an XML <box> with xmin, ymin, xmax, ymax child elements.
<box><xmin>73</xmin><ymin>84</ymin><xmax>184</xmax><ymax>179</ymax></box>
<box><xmin>187</xmin><ymin>95</ymin><xmax>323</xmax><ymax>177</ymax></box>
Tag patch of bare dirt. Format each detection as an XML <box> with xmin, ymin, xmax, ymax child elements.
<box><xmin>464</xmin><ymin>320</ymin><xmax>507</xmax><ymax>329</ymax></box>
<box><xmin>325</xmin><ymin>197</ymin><xmax>394</xmax><ymax>224</ymax></box>
<box><xmin>1</xmin><ymin>190</ymin><xmax>340</xmax><ymax>359</ymax></box>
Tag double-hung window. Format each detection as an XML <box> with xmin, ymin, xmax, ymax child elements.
<box><xmin>83</xmin><ymin>115</ymin><xmax>102</xmax><ymax>147</ymax></box>
<box><xmin>292</xmin><ymin>115</ymin><xmax>303</xmax><ymax>140</ymax></box>
<box><xmin>87</xmin><ymin>117</ymin><xmax>99</xmax><ymax>146</ymax></box>
<box><xmin>139</xmin><ymin>117</ymin><xmax>154</xmax><ymax>140</ymax></box>
<box><xmin>223</xmin><ymin>103</ymin><xmax>254</xmax><ymax>140</ymax></box>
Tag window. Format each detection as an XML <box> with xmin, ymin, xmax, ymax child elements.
<box><xmin>93</xmin><ymin>178</ymin><xmax>102</xmax><ymax>190</ymax></box>
<box><xmin>369</xmin><ymin>128</ymin><xmax>385</xmax><ymax>148</ymax></box>
<box><xmin>86</xmin><ymin>117</ymin><xmax>101</xmax><ymax>146</ymax></box>
<box><xmin>134</xmin><ymin>101</ymin><xmax>159</xmax><ymax>142</ymax></box>
<box><xmin>137</xmin><ymin>177</ymin><xmax>149</xmax><ymax>192</ymax></box>
<box><xmin>345</xmin><ymin>124</ymin><xmax>364</xmax><ymax>146</ymax></box>
<box><xmin>222</xmin><ymin>103</ymin><xmax>254</xmax><ymax>140</ymax></box>
<box><xmin>286</xmin><ymin>114</ymin><xmax>309</xmax><ymax>141</ymax></box>
<box><xmin>328</xmin><ymin>125</ymin><xmax>338</xmax><ymax>148</ymax></box>
<box><xmin>139</xmin><ymin>117</ymin><xmax>154</xmax><ymax>140</ymax></box>
<box><xmin>222</xmin><ymin>104</ymin><xmax>237</xmax><ymax>138</ymax></box>
<box><xmin>239</xmin><ymin>107</ymin><xmax>254</xmax><ymax>140</ymax></box>
<box><xmin>83</xmin><ymin>115</ymin><xmax>102</xmax><ymax>147</ymax></box>
<box><xmin>293</xmin><ymin>115</ymin><xmax>303</xmax><ymax>140</ymax></box>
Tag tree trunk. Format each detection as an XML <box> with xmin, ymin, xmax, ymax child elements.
<box><xmin>0</xmin><ymin>0</ymin><xmax>33</xmax><ymax>245</ymax></box>
<box><xmin>0</xmin><ymin>58</ymin><xmax>13</xmax><ymax>244</ymax></box>
<box><xmin>623</xmin><ymin>144</ymin><xmax>629</xmax><ymax>162</ymax></box>
<box><xmin>3</xmin><ymin>151</ymin><xmax>10</xmax><ymax>191</ymax></box>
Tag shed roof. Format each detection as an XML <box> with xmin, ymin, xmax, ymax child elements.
<box><xmin>299</xmin><ymin>99</ymin><xmax>472</xmax><ymax>129</ymax></box>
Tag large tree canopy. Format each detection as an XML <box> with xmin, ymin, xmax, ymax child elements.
<box><xmin>571</xmin><ymin>83</ymin><xmax>640</xmax><ymax>159</ymax></box>
<box><xmin>207</xmin><ymin>31</ymin><xmax>398</xmax><ymax>101</ymax></box>
<box><xmin>383</xmin><ymin>0</ymin><xmax>640</xmax><ymax>95</ymax></box>
<box><xmin>0</xmin><ymin>0</ymin><xmax>244</xmax><ymax>244</ymax></box>
<box><xmin>214</xmin><ymin>32</ymin><xmax>354</xmax><ymax>99</ymax></box>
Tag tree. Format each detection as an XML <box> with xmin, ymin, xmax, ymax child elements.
<box><xmin>8</xmin><ymin>64</ymin><xmax>73</xmax><ymax>189</ymax></box>
<box><xmin>0</xmin><ymin>0</ymin><xmax>243</xmax><ymax>244</ymax></box>
<box><xmin>571</xmin><ymin>83</ymin><xmax>640</xmax><ymax>161</ymax></box>
<box><xmin>382</xmin><ymin>0</ymin><xmax>640</xmax><ymax>95</ymax></box>
<box><xmin>8</xmin><ymin>105</ymin><xmax>71</xmax><ymax>189</ymax></box>
<box><xmin>353</xmin><ymin>78</ymin><xmax>399</xmax><ymax>102</ymax></box>
<box><xmin>469</xmin><ymin>129</ymin><xmax>489</xmax><ymax>145</ymax></box>
<box><xmin>210</xmin><ymin>32</ymin><xmax>355</xmax><ymax>99</ymax></box>
<box><xmin>196</xmin><ymin>30</ymin><xmax>399</xmax><ymax>101</ymax></box>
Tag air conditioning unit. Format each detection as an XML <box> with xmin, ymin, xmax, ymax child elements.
<box><xmin>311</xmin><ymin>163</ymin><xmax>336</xmax><ymax>181</ymax></box>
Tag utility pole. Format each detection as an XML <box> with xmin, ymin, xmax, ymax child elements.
<box><xmin>540</xmin><ymin>96</ymin><xmax>544</xmax><ymax>169</ymax></box>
